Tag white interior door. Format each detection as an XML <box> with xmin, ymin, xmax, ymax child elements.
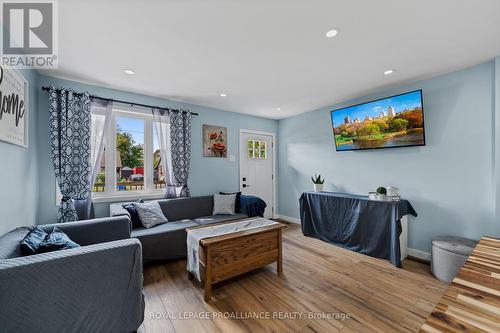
<box><xmin>239</xmin><ymin>130</ymin><xmax>274</xmax><ymax>218</ymax></box>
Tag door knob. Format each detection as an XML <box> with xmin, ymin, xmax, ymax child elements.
<box><xmin>242</xmin><ymin>184</ymin><xmax>250</xmax><ymax>188</ymax></box>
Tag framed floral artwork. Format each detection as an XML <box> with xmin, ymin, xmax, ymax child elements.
<box><xmin>203</xmin><ymin>124</ymin><xmax>227</xmax><ymax>157</ymax></box>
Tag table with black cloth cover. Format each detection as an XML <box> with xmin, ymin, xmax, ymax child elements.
<box><xmin>299</xmin><ymin>191</ymin><xmax>417</xmax><ymax>267</ymax></box>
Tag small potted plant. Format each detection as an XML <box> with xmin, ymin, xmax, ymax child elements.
<box><xmin>376</xmin><ymin>186</ymin><xmax>387</xmax><ymax>200</ymax></box>
<box><xmin>311</xmin><ymin>174</ymin><xmax>325</xmax><ymax>192</ymax></box>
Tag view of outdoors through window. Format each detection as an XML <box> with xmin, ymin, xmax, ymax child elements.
<box><xmin>94</xmin><ymin>153</ymin><xmax>106</xmax><ymax>192</ymax></box>
<box><xmin>92</xmin><ymin>114</ymin><xmax>167</xmax><ymax>193</ymax></box>
<box><xmin>116</xmin><ymin>117</ymin><xmax>145</xmax><ymax>191</ymax></box>
<box><xmin>153</xmin><ymin>126</ymin><xmax>166</xmax><ymax>190</ymax></box>
<box><xmin>247</xmin><ymin>140</ymin><xmax>267</xmax><ymax>159</ymax></box>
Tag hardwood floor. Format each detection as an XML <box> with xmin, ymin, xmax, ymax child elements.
<box><xmin>138</xmin><ymin>223</ymin><xmax>446</xmax><ymax>333</ymax></box>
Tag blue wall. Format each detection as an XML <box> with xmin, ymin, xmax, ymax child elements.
<box><xmin>278</xmin><ymin>61</ymin><xmax>500</xmax><ymax>253</ymax></box>
<box><xmin>6</xmin><ymin>59</ymin><xmax>497</xmax><ymax>257</ymax></box>
<box><xmin>0</xmin><ymin>69</ymin><xmax>39</xmax><ymax>235</ymax></box>
<box><xmin>36</xmin><ymin>75</ymin><xmax>278</xmax><ymax>224</ymax></box>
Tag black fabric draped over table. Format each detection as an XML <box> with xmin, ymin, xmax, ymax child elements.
<box><xmin>299</xmin><ymin>192</ymin><xmax>417</xmax><ymax>267</ymax></box>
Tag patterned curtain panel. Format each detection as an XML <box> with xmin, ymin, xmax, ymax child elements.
<box><xmin>48</xmin><ymin>86</ymin><xmax>92</xmax><ymax>223</ymax></box>
<box><xmin>71</xmin><ymin>98</ymin><xmax>113</xmax><ymax>220</ymax></box>
<box><xmin>169</xmin><ymin>110</ymin><xmax>192</xmax><ymax>197</ymax></box>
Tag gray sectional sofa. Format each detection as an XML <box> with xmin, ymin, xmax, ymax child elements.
<box><xmin>110</xmin><ymin>195</ymin><xmax>248</xmax><ymax>262</ymax></box>
<box><xmin>0</xmin><ymin>217</ymin><xmax>144</xmax><ymax>333</ymax></box>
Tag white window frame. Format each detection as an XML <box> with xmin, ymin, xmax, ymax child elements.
<box><xmin>90</xmin><ymin>105</ymin><xmax>165</xmax><ymax>203</ymax></box>
<box><xmin>55</xmin><ymin>104</ymin><xmax>167</xmax><ymax>206</ymax></box>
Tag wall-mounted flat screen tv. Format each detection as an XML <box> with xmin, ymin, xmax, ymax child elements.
<box><xmin>331</xmin><ymin>90</ymin><xmax>425</xmax><ymax>151</ymax></box>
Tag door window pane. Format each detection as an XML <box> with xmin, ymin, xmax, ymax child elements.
<box><xmin>116</xmin><ymin>117</ymin><xmax>144</xmax><ymax>191</ymax></box>
<box><xmin>260</xmin><ymin>141</ymin><xmax>266</xmax><ymax>159</ymax></box>
<box><xmin>247</xmin><ymin>139</ymin><xmax>267</xmax><ymax>159</ymax></box>
<box><xmin>247</xmin><ymin>140</ymin><xmax>254</xmax><ymax>158</ymax></box>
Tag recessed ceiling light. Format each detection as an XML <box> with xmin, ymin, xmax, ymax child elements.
<box><xmin>220</xmin><ymin>93</ymin><xmax>227</xmax><ymax>97</ymax></box>
<box><xmin>325</xmin><ymin>29</ymin><xmax>339</xmax><ymax>38</ymax></box>
<box><xmin>123</xmin><ymin>69</ymin><xmax>135</xmax><ymax>75</ymax></box>
<box><xmin>384</xmin><ymin>69</ymin><xmax>395</xmax><ymax>75</ymax></box>
<box><xmin>276</xmin><ymin>108</ymin><xmax>281</xmax><ymax>111</ymax></box>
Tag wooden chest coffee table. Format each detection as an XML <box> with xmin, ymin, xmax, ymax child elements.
<box><xmin>186</xmin><ymin>219</ymin><xmax>285</xmax><ymax>301</ymax></box>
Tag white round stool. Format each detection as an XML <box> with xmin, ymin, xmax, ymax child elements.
<box><xmin>431</xmin><ymin>236</ymin><xmax>477</xmax><ymax>284</ymax></box>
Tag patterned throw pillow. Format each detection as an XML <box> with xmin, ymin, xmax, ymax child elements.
<box><xmin>133</xmin><ymin>201</ymin><xmax>168</xmax><ymax>229</ymax></box>
<box><xmin>213</xmin><ymin>193</ymin><xmax>237</xmax><ymax>215</ymax></box>
<box><xmin>219</xmin><ymin>191</ymin><xmax>241</xmax><ymax>213</ymax></box>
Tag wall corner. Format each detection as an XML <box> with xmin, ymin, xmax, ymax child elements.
<box><xmin>494</xmin><ymin>57</ymin><xmax>500</xmax><ymax>218</ymax></box>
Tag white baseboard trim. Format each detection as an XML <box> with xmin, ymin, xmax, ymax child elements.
<box><xmin>275</xmin><ymin>214</ymin><xmax>301</xmax><ymax>224</ymax></box>
<box><xmin>407</xmin><ymin>248</ymin><xmax>431</xmax><ymax>262</ymax></box>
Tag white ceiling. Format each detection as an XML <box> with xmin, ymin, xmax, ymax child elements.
<box><xmin>39</xmin><ymin>0</ymin><xmax>500</xmax><ymax>119</ymax></box>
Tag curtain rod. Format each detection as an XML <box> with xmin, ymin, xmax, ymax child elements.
<box><xmin>41</xmin><ymin>86</ymin><xmax>199</xmax><ymax>116</ymax></box>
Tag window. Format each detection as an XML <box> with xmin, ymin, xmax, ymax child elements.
<box><xmin>93</xmin><ymin>107</ymin><xmax>166</xmax><ymax>200</ymax></box>
<box><xmin>153</xmin><ymin>126</ymin><xmax>166</xmax><ymax>190</ymax></box>
<box><xmin>116</xmin><ymin>116</ymin><xmax>145</xmax><ymax>191</ymax></box>
<box><xmin>247</xmin><ymin>139</ymin><xmax>267</xmax><ymax>159</ymax></box>
<box><xmin>93</xmin><ymin>153</ymin><xmax>106</xmax><ymax>192</ymax></box>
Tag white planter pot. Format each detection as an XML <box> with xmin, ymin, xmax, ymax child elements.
<box><xmin>313</xmin><ymin>184</ymin><xmax>323</xmax><ymax>192</ymax></box>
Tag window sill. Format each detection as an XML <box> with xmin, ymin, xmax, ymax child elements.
<box><xmin>92</xmin><ymin>191</ymin><xmax>165</xmax><ymax>204</ymax></box>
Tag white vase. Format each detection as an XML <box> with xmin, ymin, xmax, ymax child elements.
<box><xmin>313</xmin><ymin>184</ymin><xmax>323</xmax><ymax>192</ymax></box>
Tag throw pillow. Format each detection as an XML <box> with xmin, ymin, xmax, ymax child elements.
<box><xmin>213</xmin><ymin>193</ymin><xmax>237</xmax><ymax>215</ymax></box>
<box><xmin>21</xmin><ymin>227</ymin><xmax>80</xmax><ymax>256</ymax></box>
<box><xmin>123</xmin><ymin>199</ymin><xmax>144</xmax><ymax>229</ymax></box>
<box><xmin>20</xmin><ymin>227</ymin><xmax>49</xmax><ymax>256</ymax></box>
<box><xmin>38</xmin><ymin>227</ymin><xmax>80</xmax><ymax>253</ymax></box>
<box><xmin>133</xmin><ymin>201</ymin><xmax>168</xmax><ymax>229</ymax></box>
<box><xmin>219</xmin><ymin>191</ymin><xmax>241</xmax><ymax>213</ymax></box>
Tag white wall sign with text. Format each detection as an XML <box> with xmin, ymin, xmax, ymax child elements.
<box><xmin>0</xmin><ymin>65</ymin><xmax>28</xmax><ymax>147</ymax></box>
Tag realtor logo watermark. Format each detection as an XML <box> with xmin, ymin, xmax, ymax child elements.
<box><xmin>1</xmin><ymin>0</ymin><xmax>58</xmax><ymax>68</ymax></box>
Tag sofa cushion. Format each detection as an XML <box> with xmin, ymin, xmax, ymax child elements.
<box><xmin>0</xmin><ymin>227</ymin><xmax>31</xmax><ymax>259</ymax></box>
<box><xmin>157</xmin><ymin>196</ymin><xmax>214</xmax><ymax>221</ymax></box>
<box><xmin>131</xmin><ymin>219</ymin><xmax>198</xmax><ymax>261</ymax></box>
<box><xmin>131</xmin><ymin>219</ymin><xmax>196</xmax><ymax>237</ymax></box>
<box><xmin>133</xmin><ymin>201</ymin><xmax>168</xmax><ymax>228</ymax></box>
<box><xmin>213</xmin><ymin>193</ymin><xmax>237</xmax><ymax>215</ymax></box>
<box><xmin>193</xmin><ymin>214</ymin><xmax>248</xmax><ymax>226</ymax></box>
